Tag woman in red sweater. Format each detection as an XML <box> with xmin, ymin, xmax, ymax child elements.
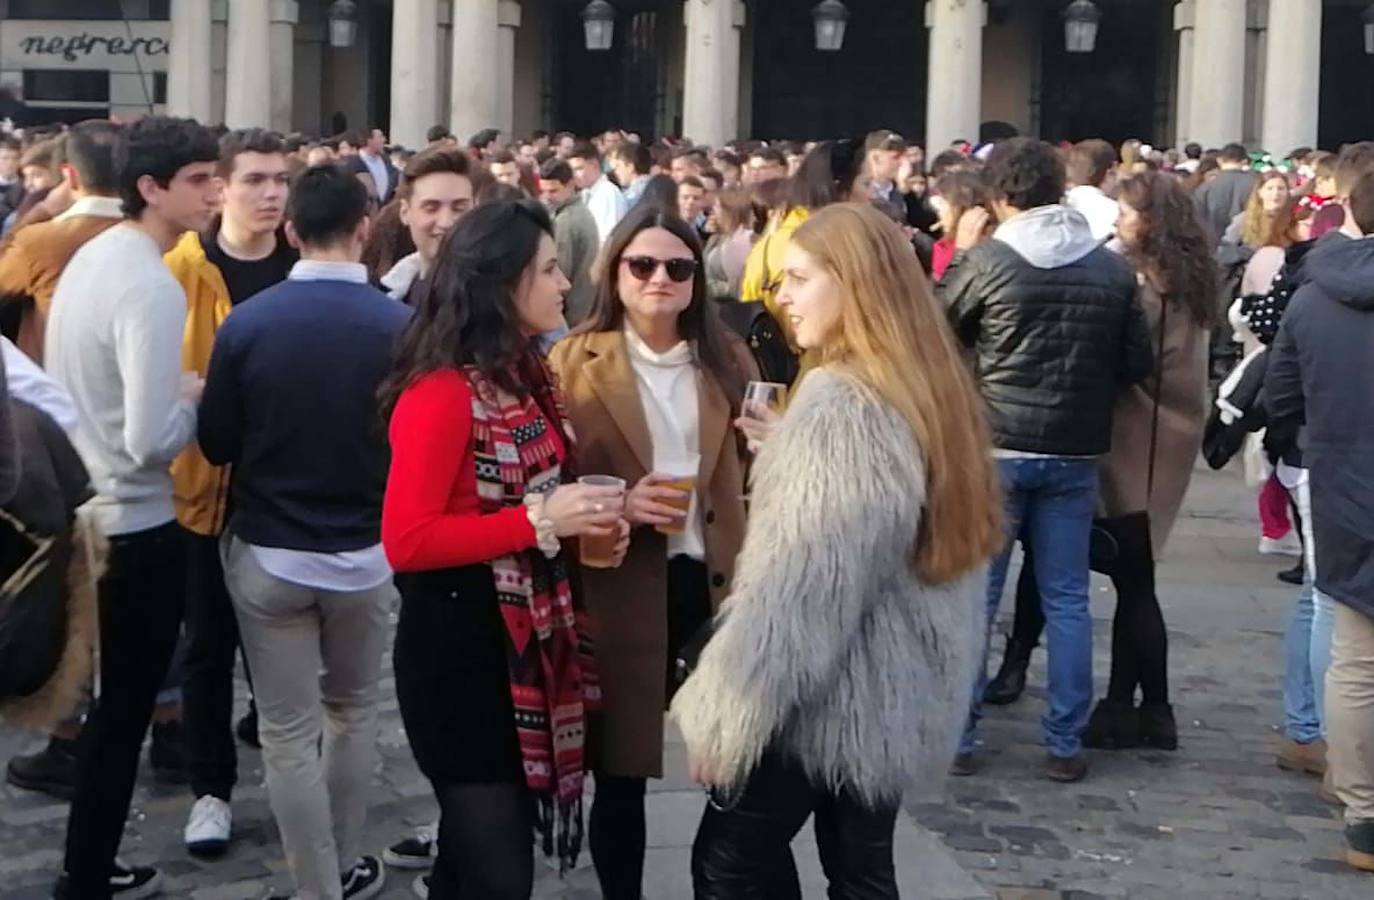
<box><xmin>380</xmin><ymin>200</ymin><xmax>627</xmax><ymax>900</ymax></box>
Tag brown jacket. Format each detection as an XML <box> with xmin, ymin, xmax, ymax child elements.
<box><xmin>1099</xmin><ymin>280</ymin><xmax>1209</xmax><ymax>552</ymax></box>
<box><xmin>548</xmin><ymin>330</ymin><xmax>755</xmax><ymax>777</ymax></box>
<box><xmin>0</xmin><ymin>198</ymin><xmax>123</xmax><ymax>361</ymax></box>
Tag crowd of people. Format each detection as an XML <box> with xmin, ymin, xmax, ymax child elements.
<box><xmin>0</xmin><ymin>109</ymin><xmax>1370</xmax><ymax>900</ymax></box>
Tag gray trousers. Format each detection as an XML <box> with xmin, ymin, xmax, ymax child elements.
<box><xmin>221</xmin><ymin>535</ymin><xmax>395</xmax><ymax>900</ymax></box>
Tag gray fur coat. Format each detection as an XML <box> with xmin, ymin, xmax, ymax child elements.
<box><xmin>670</xmin><ymin>368</ymin><xmax>983</xmax><ymax>807</ymax></box>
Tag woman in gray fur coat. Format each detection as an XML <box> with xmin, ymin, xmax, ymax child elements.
<box><xmin>671</xmin><ymin>203</ymin><xmax>1003</xmax><ymax>897</ymax></box>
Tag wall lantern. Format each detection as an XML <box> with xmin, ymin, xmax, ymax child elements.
<box><xmin>1063</xmin><ymin>0</ymin><xmax>1102</xmax><ymax>54</ymax></box>
<box><xmin>582</xmin><ymin>0</ymin><xmax>616</xmax><ymax>52</ymax></box>
<box><xmin>327</xmin><ymin>0</ymin><xmax>358</xmax><ymax>49</ymax></box>
<box><xmin>813</xmin><ymin>0</ymin><xmax>850</xmax><ymax>52</ymax></box>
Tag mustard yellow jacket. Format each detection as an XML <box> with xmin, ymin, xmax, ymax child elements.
<box><xmin>164</xmin><ymin>231</ymin><xmax>233</xmax><ymax>536</ymax></box>
<box><xmin>738</xmin><ymin>207</ymin><xmax>814</xmax><ymax>376</ymax></box>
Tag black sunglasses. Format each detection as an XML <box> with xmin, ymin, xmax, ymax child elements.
<box><xmin>622</xmin><ymin>255</ymin><xmax>698</xmax><ymax>283</ymax></box>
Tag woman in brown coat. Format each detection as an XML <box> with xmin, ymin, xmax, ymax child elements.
<box><xmin>547</xmin><ymin>205</ymin><xmax>754</xmax><ymax>900</ymax></box>
<box><xmin>1088</xmin><ymin>172</ymin><xmax>1215</xmax><ymax>749</ymax></box>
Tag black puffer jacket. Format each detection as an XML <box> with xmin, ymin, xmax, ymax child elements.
<box><xmin>940</xmin><ymin>206</ymin><xmax>1154</xmax><ymax>456</ymax></box>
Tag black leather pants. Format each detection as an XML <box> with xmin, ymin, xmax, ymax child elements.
<box><xmin>691</xmin><ymin>751</ymin><xmax>899</xmax><ymax>900</ymax></box>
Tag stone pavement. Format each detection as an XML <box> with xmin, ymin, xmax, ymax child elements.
<box><xmin>0</xmin><ymin>464</ymin><xmax>1363</xmax><ymax>899</ymax></box>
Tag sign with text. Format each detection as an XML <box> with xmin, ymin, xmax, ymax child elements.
<box><xmin>1</xmin><ymin>20</ymin><xmax>170</xmax><ymax>72</ymax></box>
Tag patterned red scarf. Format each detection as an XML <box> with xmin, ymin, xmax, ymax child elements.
<box><xmin>462</xmin><ymin>363</ymin><xmax>599</xmax><ymax>871</ymax></box>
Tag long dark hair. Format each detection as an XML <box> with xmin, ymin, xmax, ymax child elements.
<box><xmin>786</xmin><ymin>139</ymin><xmax>863</xmax><ymax>214</ymax></box>
<box><xmin>380</xmin><ymin>199</ymin><xmax>557</xmax><ymax>418</ymax></box>
<box><xmin>579</xmin><ymin>204</ymin><xmax>748</xmax><ymax>415</ymax></box>
<box><xmin>634</xmin><ymin>174</ymin><xmax>679</xmax><ymax>213</ymax></box>
<box><xmin>1116</xmin><ymin>172</ymin><xmax>1218</xmax><ymax>328</ymax></box>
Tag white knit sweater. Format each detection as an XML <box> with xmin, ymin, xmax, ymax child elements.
<box><xmin>623</xmin><ymin>326</ymin><xmax>704</xmax><ymax>560</ymax></box>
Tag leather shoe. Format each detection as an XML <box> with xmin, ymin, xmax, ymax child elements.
<box><xmin>1276</xmin><ymin>737</ymin><xmax>1327</xmax><ymax>776</ymax></box>
<box><xmin>949</xmin><ymin>752</ymin><xmax>978</xmax><ymax>777</ymax></box>
<box><xmin>1042</xmin><ymin>753</ymin><xmax>1088</xmax><ymax>783</ymax></box>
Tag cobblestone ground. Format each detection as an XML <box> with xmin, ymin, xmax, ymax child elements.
<box><xmin>911</xmin><ymin>466</ymin><xmax>1365</xmax><ymax>900</ymax></box>
<box><xmin>0</xmin><ymin>465</ymin><xmax>1364</xmax><ymax>899</ymax></box>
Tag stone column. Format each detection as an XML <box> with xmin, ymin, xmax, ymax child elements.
<box><xmin>167</xmin><ymin>0</ymin><xmax>213</xmax><ymax>120</ymax></box>
<box><xmin>224</xmin><ymin>0</ymin><xmax>271</xmax><ymax>127</ymax></box>
<box><xmin>438</xmin><ymin>0</ymin><xmax>454</xmax><ymax>132</ymax></box>
<box><xmin>496</xmin><ymin>1</ymin><xmax>521</xmax><ymax>142</ymax></box>
<box><xmin>1261</xmin><ymin>0</ymin><xmax>1320</xmax><ymax>154</ymax></box>
<box><xmin>211</xmin><ymin>0</ymin><xmax>228</xmax><ymax>125</ymax></box>
<box><xmin>925</xmin><ymin>0</ymin><xmax>985</xmax><ymax>153</ymax></box>
<box><xmin>391</xmin><ymin>0</ymin><xmax>442</xmax><ymax>149</ymax></box>
<box><xmin>1173</xmin><ymin>1</ymin><xmax>1195</xmax><ymax>148</ymax></box>
<box><xmin>682</xmin><ymin>0</ymin><xmax>742</xmax><ymax>147</ymax></box>
<box><xmin>268</xmin><ymin>0</ymin><xmax>297</xmax><ymax>132</ymax></box>
<box><xmin>1188</xmin><ymin>0</ymin><xmax>1247</xmax><ymax>147</ymax></box>
<box><xmin>449</xmin><ymin>0</ymin><xmax>500</xmax><ymax>145</ymax></box>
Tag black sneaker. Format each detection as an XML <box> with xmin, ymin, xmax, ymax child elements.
<box><xmin>7</xmin><ymin>737</ymin><xmax>78</xmax><ymax>801</ymax></box>
<box><xmin>1277</xmin><ymin>561</ymin><xmax>1305</xmax><ymax>586</ymax></box>
<box><xmin>341</xmin><ymin>855</ymin><xmax>385</xmax><ymax>900</ymax></box>
<box><xmin>236</xmin><ymin>705</ymin><xmax>261</xmax><ymax>749</ymax></box>
<box><xmin>54</xmin><ymin>861</ymin><xmax>163</xmax><ymax>898</ymax></box>
<box><xmin>149</xmin><ymin>721</ymin><xmax>188</xmax><ymax>784</ymax></box>
<box><xmin>383</xmin><ymin>825</ymin><xmax>437</xmax><ymax>870</ymax></box>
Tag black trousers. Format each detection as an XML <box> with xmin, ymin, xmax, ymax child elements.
<box><xmin>63</xmin><ymin>523</ymin><xmax>185</xmax><ymax>897</ymax></box>
<box><xmin>181</xmin><ymin>528</ymin><xmax>242</xmax><ymax>801</ymax></box>
<box><xmin>1011</xmin><ymin>513</ymin><xmax>1168</xmax><ymax>704</ymax></box>
<box><xmin>591</xmin><ymin>556</ymin><xmax>712</xmax><ymax>900</ymax></box>
<box><xmin>427</xmin><ymin>780</ymin><xmax>533</xmax><ymax>899</ymax></box>
<box><xmin>691</xmin><ymin>751</ymin><xmax>899</xmax><ymax>900</ymax></box>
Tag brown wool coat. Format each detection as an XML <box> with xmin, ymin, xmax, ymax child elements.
<box><xmin>548</xmin><ymin>330</ymin><xmax>754</xmax><ymax>778</ymax></box>
<box><xmin>0</xmin><ymin>212</ymin><xmax>120</xmax><ymax>361</ymax></box>
<box><xmin>1099</xmin><ymin>280</ymin><xmax>1209</xmax><ymax>553</ymax></box>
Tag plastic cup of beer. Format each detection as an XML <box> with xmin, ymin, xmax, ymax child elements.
<box><xmin>577</xmin><ymin>475</ymin><xmax>626</xmax><ymax>568</ymax></box>
<box><xmin>655</xmin><ymin>453</ymin><xmax>700</xmax><ymax>537</ymax></box>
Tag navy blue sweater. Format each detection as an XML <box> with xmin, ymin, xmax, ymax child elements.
<box><xmin>198</xmin><ymin>274</ymin><xmax>411</xmax><ymax>552</ymax></box>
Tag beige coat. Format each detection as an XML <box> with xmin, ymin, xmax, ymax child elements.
<box><xmin>1099</xmin><ymin>280</ymin><xmax>1209</xmax><ymax>552</ymax></box>
<box><xmin>548</xmin><ymin>330</ymin><xmax>753</xmax><ymax>777</ymax></box>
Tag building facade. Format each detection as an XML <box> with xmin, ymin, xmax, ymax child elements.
<box><xmin>4</xmin><ymin>0</ymin><xmax>1372</xmax><ymax>153</ymax></box>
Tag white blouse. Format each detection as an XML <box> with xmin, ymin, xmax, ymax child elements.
<box><xmin>624</xmin><ymin>327</ymin><xmax>705</xmax><ymax>560</ymax></box>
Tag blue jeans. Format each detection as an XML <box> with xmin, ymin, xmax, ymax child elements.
<box><xmin>1282</xmin><ymin>479</ymin><xmax>1335</xmax><ymax>742</ymax></box>
<box><xmin>1284</xmin><ymin>585</ymin><xmax>1322</xmax><ymax>743</ymax></box>
<box><xmin>961</xmin><ymin>457</ymin><xmax>1098</xmax><ymax>759</ymax></box>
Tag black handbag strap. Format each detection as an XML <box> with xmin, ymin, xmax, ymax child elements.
<box><xmin>1146</xmin><ymin>292</ymin><xmax>1167</xmax><ymax>500</ymax></box>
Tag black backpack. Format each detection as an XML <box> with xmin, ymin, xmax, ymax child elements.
<box><xmin>714</xmin><ymin>300</ymin><xmax>799</xmax><ymax>387</ymax></box>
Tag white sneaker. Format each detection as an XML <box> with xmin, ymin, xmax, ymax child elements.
<box><xmin>184</xmin><ymin>795</ymin><xmax>232</xmax><ymax>857</ymax></box>
<box><xmin>1260</xmin><ymin>532</ymin><xmax>1303</xmax><ymax>557</ymax></box>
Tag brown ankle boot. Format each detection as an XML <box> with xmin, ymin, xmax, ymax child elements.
<box><xmin>1276</xmin><ymin>737</ymin><xmax>1327</xmax><ymax>776</ymax></box>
